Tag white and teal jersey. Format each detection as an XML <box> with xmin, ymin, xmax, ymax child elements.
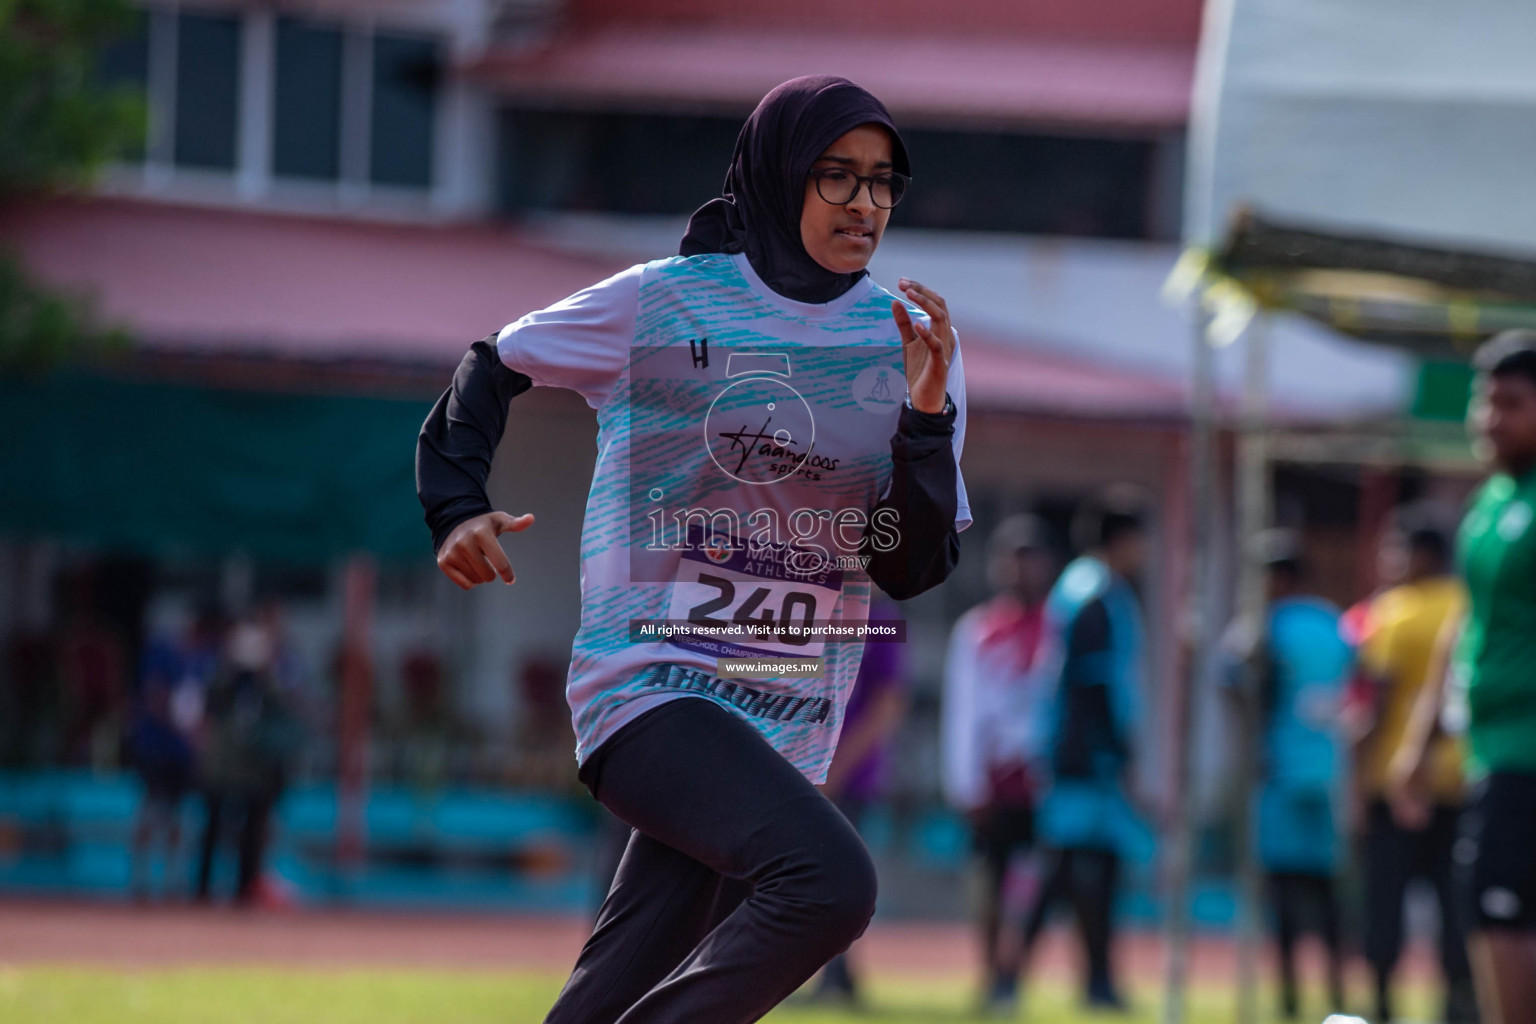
<box><xmin>497</xmin><ymin>252</ymin><xmax>971</xmax><ymax>782</ymax></box>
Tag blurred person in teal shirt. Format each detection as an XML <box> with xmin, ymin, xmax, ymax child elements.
<box><xmin>1018</xmin><ymin>487</ymin><xmax>1152</xmax><ymax>1013</ymax></box>
<box><xmin>1224</xmin><ymin>530</ymin><xmax>1352</xmax><ymax>1020</ymax></box>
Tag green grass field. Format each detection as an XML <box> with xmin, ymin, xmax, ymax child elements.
<box><xmin>0</xmin><ymin>967</ymin><xmax>1431</xmax><ymax>1023</ymax></box>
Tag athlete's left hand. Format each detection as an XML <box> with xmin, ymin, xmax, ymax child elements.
<box><xmin>891</xmin><ymin>278</ymin><xmax>956</xmax><ymax>415</ymax></box>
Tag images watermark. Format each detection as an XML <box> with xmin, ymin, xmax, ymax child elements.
<box><xmin>717</xmin><ymin>657</ymin><xmax>823</xmax><ymax>678</ymax></box>
<box><xmin>628</xmin><ymin>619</ymin><xmax>907</xmax><ymax>644</ymax></box>
<box><xmin>643</xmin><ymin>494</ymin><xmax>898</xmax><ymax>576</ymax></box>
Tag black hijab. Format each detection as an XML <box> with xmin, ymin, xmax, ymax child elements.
<box><xmin>680</xmin><ymin>75</ymin><xmax>911</xmax><ymax>305</ymax></box>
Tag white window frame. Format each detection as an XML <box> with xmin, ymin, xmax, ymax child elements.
<box><xmin>108</xmin><ymin>2</ymin><xmax>454</xmax><ymax>218</ymax></box>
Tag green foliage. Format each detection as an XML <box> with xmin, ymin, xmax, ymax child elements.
<box><xmin>0</xmin><ymin>0</ymin><xmax>145</xmax><ymax>369</ymax></box>
<box><xmin>0</xmin><ymin>0</ymin><xmax>147</xmax><ymax>191</ymax></box>
<box><xmin>0</xmin><ymin>253</ymin><xmax>127</xmax><ymax>370</ymax></box>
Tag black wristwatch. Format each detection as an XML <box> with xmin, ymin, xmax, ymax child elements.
<box><xmin>905</xmin><ymin>394</ymin><xmax>955</xmax><ymax>416</ymax></box>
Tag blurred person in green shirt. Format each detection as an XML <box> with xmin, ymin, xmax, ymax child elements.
<box><xmin>1395</xmin><ymin>329</ymin><xmax>1536</xmax><ymax>1024</ymax></box>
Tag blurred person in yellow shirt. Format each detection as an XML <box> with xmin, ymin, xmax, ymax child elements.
<box><xmin>1351</xmin><ymin>507</ymin><xmax>1476</xmax><ymax>1024</ymax></box>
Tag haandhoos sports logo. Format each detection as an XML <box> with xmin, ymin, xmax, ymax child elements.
<box><xmin>704</xmin><ymin>353</ymin><xmax>842</xmax><ymax>484</ymax></box>
<box><xmin>628</xmin><ymin>340</ymin><xmax>906</xmax><ymax>582</ymax></box>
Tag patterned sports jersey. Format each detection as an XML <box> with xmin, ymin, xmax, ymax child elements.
<box><xmin>1044</xmin><ymin>556</ymin><xmax>1144</xmax><ymax>778</ymax></box>
<box><xmin>497</xmin><ymin>252</ymin><xmax>971</xmax><ymax>782</ymax></box>
<box><xmin>1254</xmin><ymin>597</ymin><xmax>1351</xmax><ymax>873</ymax></box>
<box><xmin>1036</xmin><ymin>556</ymin><xmax>1152</xmax><ymax>858</ymax></box>
<box><xmin>1262</xmin><ymin>596</ymin><xmax>1351</xmax><ymax>789</ymax></box>
<box><xmin>1456</xmin><ymin>469</ymin><xmax>1536</xmax><ymax>775</ymax></box>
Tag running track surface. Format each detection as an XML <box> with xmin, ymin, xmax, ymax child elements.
<box><xmin>0</xmin><ymin>900</ymin><xmax>1436</xmax><ymax>982</ymax></box>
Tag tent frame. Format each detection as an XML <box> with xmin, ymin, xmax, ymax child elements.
<box><xmin>1162</xmin><ymin>210</ymin><xmax>1536</xmax><ymax>1024</ymax></box>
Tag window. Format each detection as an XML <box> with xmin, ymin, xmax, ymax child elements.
<box><xmin>273</xmin><ymin>18</ymin><xmax>343</xmax><ymax>181</ymax></box>
<box><xmin>498</xmin><ymin>109</ymin><xmax>736</xmax><ymax>215</ymax></box>
<box><xmin>370</xmin><ymin>33</ymin><xmax>438</xmax><ymax>188</ymax></box>
<box><xmin>496</xmin><ymin>109</ymin><xmax>1178</xmax><ymax>239</ymax></box>
<box><xmin>893</xmin><ymin>130</ymin><xmax>1158</xmax><ymax>239</ymax></box>
<box><xmin>173</xmin><ymin>11</ymin><xmax>241</xmax><ymax>170</ymax></box>
<box><xmin>99</xmin><ymin>9</ymin><xmax>443</xmax><ymax>200</ymax></box>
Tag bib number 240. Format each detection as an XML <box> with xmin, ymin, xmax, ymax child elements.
<box><xmin>687</xmin><ymin>574</ymin><xmax>816</xmax><ymax>646</ymax></box>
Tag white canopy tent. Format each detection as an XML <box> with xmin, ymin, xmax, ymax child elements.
<box><xmin>1187</xmin><ymin>0</ymin><xmax>1536</xmax><ymax>254</ymax></box>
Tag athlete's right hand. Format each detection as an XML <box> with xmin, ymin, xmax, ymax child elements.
<box><xmin>436</xmin><ymin>511</ymin><xmax>535</xmax><ymax>590</ymax></box>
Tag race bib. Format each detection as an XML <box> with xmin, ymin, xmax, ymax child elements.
<box><xmin>664</xmin><ymin>525</ymin><xmax>843</xmax><ymax>664</ymax></box>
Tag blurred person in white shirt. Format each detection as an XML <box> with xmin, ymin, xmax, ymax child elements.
<box><xmin>942</xmin><ymin>513</ymin><xmax>1060</xmax><ymax>1013</ymax></box>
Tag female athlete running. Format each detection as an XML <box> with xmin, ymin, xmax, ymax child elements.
<box><xmin>417</xmin><ymin>75</ymin><xmax>970</xmax><ymax>1024</ymax></box>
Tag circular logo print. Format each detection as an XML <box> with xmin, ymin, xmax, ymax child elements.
<box><xmin>1482</xmin><ymin>886</ymin><xmax>1523</xmax><ymax>921</ymax></box>
<box><xmin>704</xmin><ymin>376</ymin><xmax>815</xmax><ymax>485</ymax></box>
<box><xmin>852</xmin><ymin>365</ymin><xmax>903</xmax><ymax>413</ymax></box>
<box><xmin>1498</xmin><ymin>502</ymin><xmax>1533</xmax><ymax>542</ymax></box>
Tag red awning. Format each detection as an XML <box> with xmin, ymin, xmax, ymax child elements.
<box><xmin>4</xmin><ymin>196</ymin><xmax>1185</xmax><ymax>417</ymax></box>
<box><xmin>467</xmin><ymin>26</ymin><xmax>1193</xmax><ymax>130</ymax></box>
<box><xmin>960</xmin><ymin>333</ymin><xmax>1185</xmax><ymax>419</ymax></box>
<box><xmin>1</xmin><ymin>196</ymin><xmax>632</xmax><ymax>365</ymax></box>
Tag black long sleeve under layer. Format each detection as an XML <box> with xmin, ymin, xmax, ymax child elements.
<box><xmin>858</xmin><ymin>400</ymin><xmax>961</xmax><ymax>600</ymax></box>
<box><xmin>416</xmin><ymin>337</ymin><xmax>532</xmax><ymax>554</ymax></box>
<box><xmin>416</xmin><ymin>339</ymin><xmax>962</xmax><ymax>599</ymax></box>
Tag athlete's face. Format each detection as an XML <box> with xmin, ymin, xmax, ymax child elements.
<box><xmin>800</xmin><ymin>125</ymin><xmax>894</xmax><ymax>276</ymax></box>
<box><xmin>1470</xmin><ymin>372</ymin><xmax>1536</xmax><ymax>475</ymax></box>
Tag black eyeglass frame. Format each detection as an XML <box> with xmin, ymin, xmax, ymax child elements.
<box><xmin>806</xmin><ymin>168</ymin><xmax>913</xmax><ymax>210</ymax></box>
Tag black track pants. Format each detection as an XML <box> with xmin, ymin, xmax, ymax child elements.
<box><xmin>544</xmin><ymin>697</ymin><xmax>878</xmax><ymax>1024</ymax></box>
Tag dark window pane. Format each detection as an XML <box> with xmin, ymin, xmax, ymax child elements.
<box><xmin>495</xmin><ymin>109</ymin><xmax>1170</xmax><ymax>239</ymax></box>
<box><xmin>174</xmin><ymin>12</ymin><xmax>241</xmax><ymax>170</ymax></box>
<box><xmin>274</xmin><ymin>18</ymin><xmax>342</xmax><ymax>180</ymax></box>
<box><xmin>370</xmin><ymin>33</ymin><xmax>437</xmax><ymax>188</ymax></box>
<box><xmin>496</xmin><ymin>109</ymin><xmax>736</xmax><ymax>215</ymax></box>
<box><xmin>96</xmin><ymin>10</ymin><xmax>149</xmax><ymax>160</ymax></box>
<box><xmin>890</xmin><ymin>131</ymin><xmax>1158</xmax><ymax>238</ymax></box>
<box><xmin>98</xmin><ymin>11</ymin><xmax>149</xmax><ymax>86</ymax></box>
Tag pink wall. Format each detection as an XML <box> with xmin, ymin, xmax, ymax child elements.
<box><xmin>570</xmin><ymin>0</ymin><xmax>1204</xmax><ymax>45</ymax></box>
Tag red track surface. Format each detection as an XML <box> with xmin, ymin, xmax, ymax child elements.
<box><xmin>0</xmin><ymin>899</ymin><xmax>1436</xmax><ymax>984</ymax></box>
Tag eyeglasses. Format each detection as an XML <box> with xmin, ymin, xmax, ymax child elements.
<box><xmin>807</xmin><ymin>168</ymin><xmax>911</xmax><ymax>209</ymax></box>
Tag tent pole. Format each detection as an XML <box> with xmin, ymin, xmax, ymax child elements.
<box><xmin>1162</xmin><ymin>304</ymin><xmax>1217</xmax><ymax>1024</ymax></box>
<box><xmin>1233</xmin><ymin>314</ymin><xmax>1271</xmax><ymax>1024</ymax></box>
